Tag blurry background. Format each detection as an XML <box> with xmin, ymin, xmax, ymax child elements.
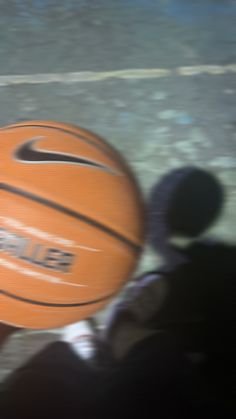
<box><xmin>1</xmin><ymin>0</ymin><xmax>236</xmax><ymax>380</ymax></box>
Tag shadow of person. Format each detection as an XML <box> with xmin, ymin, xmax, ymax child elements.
<box><xmin>148</xmin><ymin>166</ymin><xmax>224</xmax><ymax>269</ymax></box>
<box><xmin>147</xmin><ymin>167</ymin><xmax>235</xmax><ymax>403</ymax></box>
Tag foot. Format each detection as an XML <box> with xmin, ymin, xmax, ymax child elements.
<box><xmin>61</xmin><ymin>319</ymin><xmax>97</xmax><ymax>362</ymax></box>
<box><xmin>103</xmin><ymin>272</ymin><xmax>168</xmax><ymax>359</ymax></box>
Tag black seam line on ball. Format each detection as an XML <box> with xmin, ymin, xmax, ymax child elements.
<box><xmin>0</xmin><ymin>183</ymin><xmax>141</xmax><ymax>253</ymax></box>
<box><xmin>1</xmin><ymin>289</ymin><xmax>114</xmax><ymax>307</ymax></box>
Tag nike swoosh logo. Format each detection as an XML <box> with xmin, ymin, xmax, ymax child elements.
<box><xmin>14</xmin><ymin>137</ymin><xmax>116</xmax><ymax>174</ymax></box>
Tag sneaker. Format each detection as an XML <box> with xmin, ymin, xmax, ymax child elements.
<box><xmin>103</xmin><ymin>271</ymin><xmax>168</xmax><ymax>359</ymax></box>
<box><xmin>61</xmin><ymin>319</ymin><xmax>97</xmax><ymax>362</ymax></box>
<box><xmin>106</xmin><ymin>271</ymin><xmax>168</xmax><ymax>327</ymax></box>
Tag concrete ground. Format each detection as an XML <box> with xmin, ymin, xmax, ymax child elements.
<box><xmin>1</xmin><ymin>0</ymin><xmax>236</xmax><ymax>381</ymax></box>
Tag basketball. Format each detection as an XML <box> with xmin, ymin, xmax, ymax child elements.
<box><xmin>0</xmin><ymin>121</ymin><xmax>145</xmax><ymax>329</ymax></box>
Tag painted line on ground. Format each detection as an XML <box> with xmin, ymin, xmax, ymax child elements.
<box><xmin>0</xmin><ymin>64</ymin><xmax>236</xmax><ymax>86</ymax></box>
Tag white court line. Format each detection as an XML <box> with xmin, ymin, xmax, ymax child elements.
<box><xmin>0</xmin><ymin>64</ymin><xmax>236</xmax><ymax>86</ymax></box>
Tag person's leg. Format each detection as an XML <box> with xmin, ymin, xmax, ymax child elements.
<box><xmin>103</xmin><ymin>332</ymin><xmax>227</xmax><ymax>419</ymax></box>
<box><xmin>1</xmin><ymin>337</ymin><xmax>104</xmax><ymax>418</ymax></box>
<box><xmin>0</xmin><ymin>324</ymin><xmax>21</xmax><ymax>349</ymax></box>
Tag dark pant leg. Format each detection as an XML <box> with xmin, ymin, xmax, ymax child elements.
<box><xmin>0</xmin><ymin>342</ymin><xmax>102</xmax><ymax>419</ymax></box>
<box><xmin>102</xmin><ymin>333</ymin><xmax>227</xmax><ymax>419</ymax></box>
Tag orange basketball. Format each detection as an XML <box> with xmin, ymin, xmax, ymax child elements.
<box><xmin>0</xmin><ymin>121</ymin><xmax>145</xmax><ymax>329</ymax></box>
